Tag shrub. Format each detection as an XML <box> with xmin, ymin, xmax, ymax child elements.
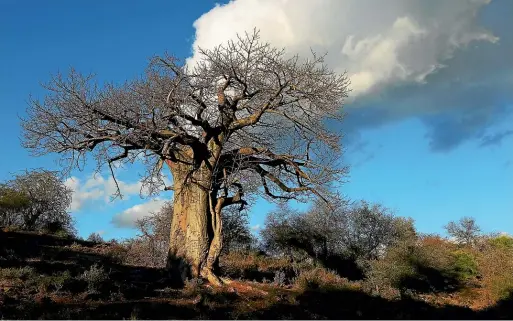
<box><xmin>294</xmin><ymin>267</ymin><xmax>356</xmax><ymax>292</ymax></box>
<box><xmin>0</xmin><ymin>266</ymin><xmax>35</xmax><ymax>280</ymax></box>
<box><xmin>105</xmin><ymin>243</ymin><xmax>129</xmax><ymax>264</ymax></box>
<box><xmin>451</xmin><ymin>250</ymin><xmax>479</xmax><ymax>282</ymax></box>
<box><xmin>183</xmin><ymin>277</ymin><xmax>203</xmax><ymax>296</ymax></box>
<box><xmin>34</xmin><ymin>275</ymin><xmax>54</xmax><ymax>292</ymax></box>
<box><xmin>363</xmin><ymin>242</ymin><xmax>417</xmax><ymax>299</ymax></box>
<box><xmin>273</xmin><ymin>270</ymin><xmax>286</xmax><ymax>286</ymax></box>
<box><xmin>219</xmin><ymin>251</ymin><xmax>296</xmax><ymax>281</ymax></box>
<box><xmin>363</xmin><ymin>236</ymin><xmax>468</xmax><ymax>298</ymax></box>
<box><xmin>50</xmin><ymin>271</ymin><xmax>72</xmax><ymax>292</ymax></box>
<box><xmin>32</xmin><ymin>272</ymin><xmax>73</xmax><ymax>292</ymax></box>
<box><xmin>53</xmin><ymin>228</ymin><xmax>74</xmax><ymax>239</ymax></box>
<box><xmin>340</xmin><ymin>201</ymin><xmax>416</xmax><ymax>262</ymax></box>
<box><xmin>109</xmin><ymin>290</ymin><xmax>125</xmax><ymax>301</ymax></box>
<box><xmin>0</xmin><ymin>186</ymin><xmax>31</xmax><ymax>227</ymax></box>
<box><xmin>476</xmin><ymin>245</ymin><xmax>513</xmax><ymax>303</ymax></box>
<box><xmin>80</xmin><ymin>264</ymin><xmax>108</xmax><ymax>292</ymax></box>
<box><xmin>122</xmin><ymin>202</ymin><xmax>172</xmax><ymax>268</ymax></box>
<box><xmin>488</xmin><ymin>235</ymin><xmax>513</xmax><ymax>250</ymax></box>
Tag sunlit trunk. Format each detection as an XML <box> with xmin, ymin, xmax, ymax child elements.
<box><xmin>166</xmin><ymin>161</ymin><xmax>223</xmax><ymax>285</ymax></box>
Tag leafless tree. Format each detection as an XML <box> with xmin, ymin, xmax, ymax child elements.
<box><xmin>129</xmin><ymin>202</ymin><xmax>173</xmax><ymax>268</ymax></box>
<box><xmin>445</xmin><ymin>216</ymin><xmax>481</xmax><ymax>246</ymax></box>
<box><xmin>87</xmin><ymin>232</ymin><xmax>104</xmax><ymax>243</ymax></box>
<box><xmin>261</xmin><ymin>199</ymin><xmax>416</xmax><ymax>266</ymax></box>
<box><xmin>221</xmin><ymin>206</ymin><xmax>253</xmax><ymax>254</ymax></box>
<box><xmin>21</xmin><ymin>30</ymin><xmax>350</xmax><ymax>284</ymax></box>
<box><xmin>339</xmin><ymin>201</ymin><xmax>416</xmax><ymax>261</ymax></box>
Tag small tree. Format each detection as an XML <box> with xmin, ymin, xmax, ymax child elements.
<box><xmin>222</xmin><ymin>207</ymin><xmax>253</xmax><ymax>254</ymax></box>
<box><xmin>21</xmin><ymin>30</ymin><xmax>349</xmax><ymax>284</ymax></box>
<box><xmin>0</xmin><ymin>170</ymin><xmax>75</xmax><ymax>235</ymax></box>
<box><xmin>87</xmin><ymin>232</ymin><xmax>104</xmax><ymax>243</ymax></box>
<box><xmin>445</xmin><ymin>217</ymin><xmax>481</xmax><ymax>246</ymax></box>
<box><xmin>261</xmin><ymin>199</ymin><xmax>416</xmax><ymax>265</ymax></box>
<box><xmin>340</xmin><ymin>201</ymin><xmax>415</xmax><ymax>261</ymax></box>
<box><xmin>127</xmin><ymin>202</ymin><xmax>173</xmax><ymax>268</ymax></box>
<box><xmin>0</xmin><ymin>185</ymin><xmax>31</xmax><ymax>228</ymax></box>
<box><xmin>260</xmin><ymin>204</ymin><xmax>314</xmax><ymax>261</ymax></box>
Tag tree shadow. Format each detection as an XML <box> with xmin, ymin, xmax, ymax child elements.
<box><xmin>251</xmin><ymin>288</ymin><xmax>481</xmax><ymax>320</ymax></box>
<box><xmin>219</xmin><ymin>265</ymin><xmax>277</xmax><ymax>283</ymax></box>
<box><xmin>0</xmin><ymin>230</ymin><xmax>177</xmax><ymax>299</ymax></box>
<box><xmin>399</xmin><ymin>263</ymin><xmax>463</xmax><ymax>294</ymax></box>
<box><xmin>480</xmin><ymin>291</ymin><xmax>513</xmax><ymax>319</ymax></box>
<box><xmin>0</xmin><ymin>284</ymin><xmax>491</xmax><ymax>320</ymax></box>
<box><xmin>322</xmin><ymin>254</ymin><xmax>365</xmax><ymax>281</ymax></box>
<box><xmin>0</xmin><ymin>296</ymin><xmax>203</xmax><ymax>320</ymax></box>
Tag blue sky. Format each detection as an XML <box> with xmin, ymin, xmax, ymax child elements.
<box><xmin>1</xmin><ymin>0</ymin><xmax>512</xmax><ymax>240</ymax></box>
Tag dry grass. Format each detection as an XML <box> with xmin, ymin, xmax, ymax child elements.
<box><xmin>220</xmin><ymin>251</ymin><xmax>291</xmax><ymax>273</ymax></box>
<box><xmin>3</xmin><ymin>230</ymin><xmax>513</xmax><ymax>319</ymax></box>
<box><xmin>219</xmin><ymin>251</ymin><xmax>302</xmax><ymax>283</ymax></box>
<box><xmin>294</xmin><ymin>267</ymin><xmax>359</xmax><ymax>292</ymax></box>
<box><xmin>475</xmin><ymin>244</ymin><xmax>513</xmax><ymax>305</ymax></box>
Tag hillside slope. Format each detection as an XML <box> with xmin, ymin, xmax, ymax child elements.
<box><xmin>1</xmin><ymin>230</ymin><xmax>512</xmax><ymax>319</ymax></box>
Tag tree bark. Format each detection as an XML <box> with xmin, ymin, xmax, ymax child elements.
<box><xmin>202</xmin><ymin>196</ymin><xmax>224</xmax><ymax>285</ymax></box>
<box><xmin>165</xmin><ymin>160</ymin><xmax>224</xmax><ymax>286</ymax></box>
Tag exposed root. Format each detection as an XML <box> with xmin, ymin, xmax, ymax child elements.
<box><xmin>200</xmin><ymin>268</ymin><xmax>224</xmax><ymax>287</ymax></box>
<box><xmin>220</xmin><ymin>277</ymin><xmax>233</xmax><ymax>285</ymax></box>
<box><xmin>222</xmin><ymin>280</ymin><xmax>269</xmax><ymax>296</ymax></box>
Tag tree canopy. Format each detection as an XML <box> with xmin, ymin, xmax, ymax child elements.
<box><xmin>21</xmin><ymin>30</ymin><xmax>349</xmax><ymax>203</ymax></box>
<box><xmin>0</xmin><ymin>169</ymin><xmax>74</xmax><ymax>235</ymax></box>
<box><xmin>21</xmin><ymin>30</ymin><xmax>350</xmax><ymax>284</ymax></box>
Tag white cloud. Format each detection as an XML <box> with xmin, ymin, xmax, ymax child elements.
<box><xmin>251</xmin><ymin>224</ymin><xmax>261</xmax><ymax>231</ymax></box>
<box><xmin>64</xmin><ymin>174</ymin><xmax>144</xmax><ymax>212</ymax></box>
<box><xmin>111</xmin><ymin>199</ymin><xmax>168</xmax><ymax>228</ymax></box>
<box><xmin>188</xmin><ymin>0</ymin><xmax>497</xmax><ymax>97</ymax></box>
<box><xmin>188</xmin><ymin>0</ymin><xmax>513</xmax><ymax>151</ymax></box>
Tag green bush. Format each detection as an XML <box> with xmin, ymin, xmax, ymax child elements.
<box><xmin>28</xmin><ymin>271</ymin><xmax>74</xmax><ymax>292</ymax></box>
<box><xmin>363</xmin><ymin>242</ymin><xmax>417</xmax><ymax>298</ymax></box>
<box><xmin>0</xmin><ymin>266</ymin><xmax>35</xmax><ymax>280</ymax></box>
<box><xmin>53</xmin><ymin>228</ymin><xmax>74</xmax><ymax>239</ymax></box>
<box><xmin>488</xmin><ymin>235</ymin><xmax>513</xmax><ymax>250</ymax></box>
<box><xmin>363</xmin><ymin>236</ymin><xmax>468</xmax><ymax>297</ymax></box>
<box><xmin>450</xmin><ymin>250</ymin><xmax>479</xmax><ymax>282</ymax></box>
<box><xmin>50</xmin><ymin>271</ymin><xmax>73</xmax><ymax>292</ymax></box>
<box><xmin>80</xmin><ymin>264</ymin><xmax>108</xmax><ymax>292</ymax></box>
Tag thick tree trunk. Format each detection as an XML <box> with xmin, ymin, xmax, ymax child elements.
<box><xmin>166</xmin><ymin>161</ymin><xmax>224</xmax><ymax>286</ymax></box>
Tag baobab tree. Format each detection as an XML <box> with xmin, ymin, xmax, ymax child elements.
<box><xmin>21</xmin><ymin>31</ymin><xmax>350</xmax><ymax>285</ymax></box>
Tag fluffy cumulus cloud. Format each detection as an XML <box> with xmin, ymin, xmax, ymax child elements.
<box><xmin>64</xmin><ymin>174</ymin><xmax>144</xmax><ymax>212</ymax></box>
<box><xmin>189</xmin><ymin>0</ymin><xmax>513</xmax><ymax>151</ymax></box>
<box><xmin>111</xmin><ymin>199</ymin><xmax>168</xmax><ymax>228</ymax></box>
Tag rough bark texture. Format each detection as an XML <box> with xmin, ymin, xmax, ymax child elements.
<box><xmin>166</xmin><ymin>160</ymin><xmax>223</xmax><ymax>285</ymax></box>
